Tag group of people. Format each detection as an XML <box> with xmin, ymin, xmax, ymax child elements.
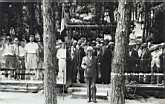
<box><xmin>68</xmin><ymin>38</ymin><xmax>114</xmax><ymax>103</ymax></box>
<box><xmin>68</xmin><ymin>38</ymin><xmax>114</xmax><ymax>84</ymax></box>
<box><xmin>128</xmin><ymin>42</ymin><xmax>165</xmax><ymax>84</ymax></box>
<box><xmin>1</xmin><ymin>33</ymin><xmax>165</xmax><ymax>102</ymax></box>
<box><xmin>1</xmin><ymin>33</ymin><xmax>165</xmax><ymax>86</ymax></box>
<box><xmin>0</xmin><ymin>35</ymin><xmax>44</xmax><ymax>80</ymax></box>
<box><xmin>0</xmin><ymin>33</ymin><xmax>114</xmax><ymax>84</ymax></box>
<box><xmin>52</xmin><ymin>37</ymin><xmax>114</xmax><ymax>103</ymax></box>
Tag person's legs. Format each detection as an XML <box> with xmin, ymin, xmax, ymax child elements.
<box><xmin>156</xmin><ymin>61</ymin><xmax>160</xmax><ymax>84</ymax></box>
<box><xmin>73</xmin><ymin>60</ymin><xmax>77</xmax><ymax>83</ymax></box>
<box><xmin>139</xmin><ymin>60</ymin><xmax>143</xmax><ymax>83</ymax></box>
<box><xmin>145</xmin><ymin>60</ymin><xmax>151</xmax><ymax>83</ymax></box>
<box><xmin>22</xmin><ymin>58</ymin><xmax>26</xmax><ymax>80</ymax></box>
<box><xmin>86</xmin><ymin>78</ymin><xmax>92</xmax><ymax>102</ymax></box>
<box><xmin>163</xmin><ymin>67</ymin><xmax>165</xmax><ymax>86</ymax></box>
<box><xmin>76</xmin><ymin>70</ymin><xmax>80</xmax><ymax>83</ymax></box>
<box><xmin>21</xmin><ymin>69</ymin><xmax>25</xmax><ymax>80</ymax></box>
<box><xmin>33</xmin><ymin>68</ymin><xmax>38</xmax><ymax>80</ymax></box>
<box><xmin>35</xmin><ymin>68</ymin><xmax>39</xmax><ymax>80</ymax></box>
<box><xmin>151</xmin><ymin>60</ymin><xmax>155</xmax><ymax>84</ymax></box>
<box><xmin>91</xmin><ymin>77</ymin><xmax>97</xmax><ymax>102</ymax></box>
<box><xmin>156</xmin><ymin>67</ymin><xmax>160</xmax><ymax>84</ymax></box>
<box><xmin>79</xmin><ymin>69</ymin><xmax>85</xmax><ymax>83</ymax></box>
<box><xmin>25</xmin><ymin>69</ymin><xmax>30</xmax><ymax>80</ymax></box>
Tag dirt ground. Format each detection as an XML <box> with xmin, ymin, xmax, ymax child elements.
<box><xmin>0</xmin><ymin>92</ymin><xmax>165</xmax><ymax>104</ymax></box>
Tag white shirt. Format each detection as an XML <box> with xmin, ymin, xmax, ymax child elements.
<box><xmin>2</xmin><ymin>43</ymin><xmax>14</xmax><ymax>56</ymax></box>
<box><xmin>151</xmin><ymin>49</ymin><xmax>162</xmax><ymax>61</ymax></box>
<box><xmin>19</xmin><ymin>46</ymin><xmax>25</xmax><ymax>57</ymax></box>
<box><xmin>138</xmin><ymin>49</ymin><xmax>142</xmax><ymax>57</ymax></box>
<box><xmin>12</xmin><ymin>44</ymin><xmax>19</xmax><ymax>56</ymax></box>
<box><xmin>56</xmin><ymin>48</ymin><xmax>66</xmax><ymax>59</ymax></box>
<box><xmin>25</xmin><ymin>42</ymin><xmax>39</xmax><ymax>54</ymax></box>
<box><xmin>71</xmin><ymin>46</ymin><xmax>76</xmax><ymax>60</ymax></box>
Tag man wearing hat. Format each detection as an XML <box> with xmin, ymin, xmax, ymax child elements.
<box><xmin>140</xmin><ymin>43</ymin><xmax>151</xmax><ymax>83</ymax></box>
<box><xmin>150</xmin><ymin>43</ymin><xmax>164</xmax><ymax>84</ymax></box>
<box><xmin>81</xmin><ymin>46</ymin><xmax>99</xmax><ymax>103</ymax></box>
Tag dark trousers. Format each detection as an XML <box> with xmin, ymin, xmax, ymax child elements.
<box><xmin>86</xmin><ymin>77</ymin><xmax>96</xmax><ymax>102</ymax></box>
<box><xmin>151</xmin><ymin>65</ymin><xmax>160</xmax><ymax>84</ymax></box>
<box><xmin>70</xmin><ymin>59</ymin><xmax>77</xmax><ymax>83</ymax></box>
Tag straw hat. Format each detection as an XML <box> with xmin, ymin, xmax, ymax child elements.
<box><xmin>72</xmin><ymin>40</ymin><xmax>77</xmax><ymax>44</ymax></box>
<box><xmin>109</xmin><ymin>42</ymin><xmax>114</xmax><ymax>45</ymax></box>
<box><xmin>86</xmin><ymin>46</ymin><xmax>93</xmax><ymax>52</ymax></box>
<box><xmin>57</xmin><ymin>39</ymin><xmax>63</xmax><ymax>44</ymax></box>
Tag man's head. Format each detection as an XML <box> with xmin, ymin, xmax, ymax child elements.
<box><xmin>13</xmin><ymin>37</ymin><xmax>19</xmax><ymax>44</ymax></box>
<box><xmin>29</xmin><ymin>35</ymin><xmax>34</xmax><ymax>42</ymax></box>
<box><xmin>72</xmin><ymin>40</ymin><xmax>77</xmax><ymax>47</ymax></box>
<box><xmin>86</xmin><ymin>46</ymin><xmax>93</xmax><ymax>56</ymax></box>
<box><xmin>20</xmin><ymin>40</ymin><xmax>25</xmax><ymax>47</ymax></box>
<box><xmin>35</xmin><ymin>33</ymin><xmax>41</xmax><ymax>42</ymax></box>
<box><xmin>6</xmin><ymin>36</ymin><xmax>11</xmax><ymax>43</ymax></box>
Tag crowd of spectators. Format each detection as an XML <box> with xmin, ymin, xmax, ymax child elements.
<box><xmin>67</xmin><ymin>37</ymin><xmax>114</xmax><ymax>84</ymax></box>
<box><xmin>1</xmin><ymin>33</ymin><xmax>165</xmax><ymax>85</ymax></box>
<box><xmin>0</xmin><ymin>34</ymin><xmax>44</xmax><ymax>80</ymax></box>
<box><xmin>127</xmin><ymin>42</ymin><xmax>165</xmax><ymax>84</ymax></box>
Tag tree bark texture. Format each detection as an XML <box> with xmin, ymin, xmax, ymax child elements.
<box><xmin>43</xmin><ymin>1</ymin><xmax>58</xmax><ymax>104</ymax></box>
<box><xmin>110</xmin><ymin>0</ymin><xmax>131</xmax><ymax>104</ymax></box>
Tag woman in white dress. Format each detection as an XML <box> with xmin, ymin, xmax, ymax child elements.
<box><xmin>56</xmin><ymin>42</ymin><xmax>66</xmax><ymax>84</ymax></box>
<box><xmin>24</xmin><ymin>35</ymin><xmax>39</xmax><ymax>80</ymax></box>
<box><xmin>2</xmin><ymin>36</ymin><xmax>16</xmax><ymax>79</ymax></box>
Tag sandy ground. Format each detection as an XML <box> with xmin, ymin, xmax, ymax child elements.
<box><xmin>0</xmin><ymin>92</ymin><xmax>165</xmax><ymax>104</ymax></box>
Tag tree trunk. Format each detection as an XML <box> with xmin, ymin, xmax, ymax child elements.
<box><xmin>43</xmin><ymin>1</ymin><xmax>58</xmax><ymax>104</ymax></box>
<box><xmin>110</xmin><ymin>0</ymin><xmax>131</xmax><ymax>104</ymax></box>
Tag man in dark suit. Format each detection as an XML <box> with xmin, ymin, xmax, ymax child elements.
<box><xmin>75</xmin><ymin>42</ymin><xmax>86</xmax><ymax>83</ymax></box>
<box><xmin>81</xmin><ymin>46</ymin><xmax>100</xmax><ymax>103</ymax></box>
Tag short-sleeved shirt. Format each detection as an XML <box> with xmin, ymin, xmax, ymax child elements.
<box><xmin>2</xmin><ymin>44</ymin><xmax>14</xmax><ymax>56</ymax></box>
<box><xmin>151</xmin><ymin>49</ymin><xmax>162</xmax><ymax>61</ymax></box>
<box><xmin>25</xmin><ymin>42</ymin><xmax>39</xmax><ymax>54</ymax></box>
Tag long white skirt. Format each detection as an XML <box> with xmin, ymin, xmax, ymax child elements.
<box><xmin>57</xmin><ymin>59</ymin><xmax>66</xmax><ymax>84</ymax></box>
<box><xmin>25</xmin><ymin>53</ymin><xmax>38</xmax><ymax>70</ymax></box>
